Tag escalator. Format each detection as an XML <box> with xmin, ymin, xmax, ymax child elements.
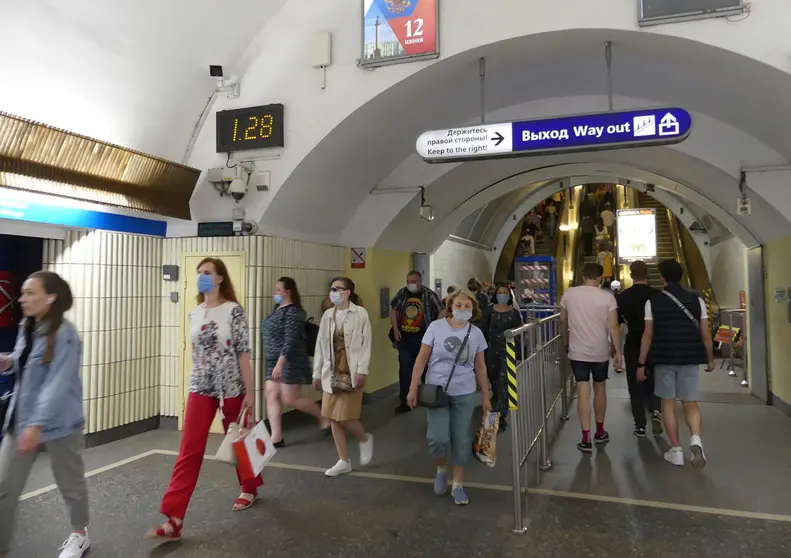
<box><xmin>635</xmin><ymin>192</ymin><xmax>691</xmax><ymax>289</ymax></box>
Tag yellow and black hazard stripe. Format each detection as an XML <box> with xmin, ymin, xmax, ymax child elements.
<box><xmin>506</xmin><ymin>341</ymin><xmax>518</xmax><ymax>410</ymax></box>
<box><xmin>703</xmin><ymin>288</ymin><xmax>714</xmax><ymax>336</ymax></box>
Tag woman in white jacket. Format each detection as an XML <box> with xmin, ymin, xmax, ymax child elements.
<box><xmin>313</xmin><ymin>277</ymin><xmax>374</xmax><ymax>477</ymax></box>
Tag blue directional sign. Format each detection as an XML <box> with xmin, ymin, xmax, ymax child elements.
<box><xmin>0</xmin><ymin>192</ymin><xmax>167</xmax><ymax>236</ymax></box>
<box><xmin>416</xmin><ymin>107</ymin><xmax>693</xmax><ymax>163</ymax></box>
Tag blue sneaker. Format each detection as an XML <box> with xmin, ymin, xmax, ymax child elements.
<box><xmin>434</xmin><ymin>470</ymin><xmax>448</xmax><ymax>495</ymax></box>
<box><xmin>451</xmin><ymin>485</ymin><xmax>469</xmax><ymax>505</ymax></box>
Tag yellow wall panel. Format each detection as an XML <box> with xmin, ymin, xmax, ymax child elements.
<box><xmin>41</xmin><ymin>231</ymin><xmax>349</xmax><ymax>434</ymax></box>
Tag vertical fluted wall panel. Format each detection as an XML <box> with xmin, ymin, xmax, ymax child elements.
<box><xmin>42</xmin><ymin>230</ymin><xmax>161</xmax><ymax>434</ymax></box>
<box><xmin>159</xmin><ymin>235</ymin><xmax>345</xmax><ymax>422</ymax></box>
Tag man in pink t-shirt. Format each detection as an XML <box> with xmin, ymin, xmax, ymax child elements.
<box><xmin>560</xmin><ymin>263</ymin><xmax>622</xmax><ymax>452</ymax></box>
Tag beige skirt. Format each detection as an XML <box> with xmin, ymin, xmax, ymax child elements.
<box><xmin>322</xmin><ymin>389</ymin><xmax>363</xmax><ymax>422</ymax></box>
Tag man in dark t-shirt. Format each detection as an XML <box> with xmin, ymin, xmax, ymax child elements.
<box><xmin>390</xmin><ymin>271</ymin><xmax>442</xmax><ymax>414</ymax></box>
<box><xmin>617</xmin><ymin>261</ymin><xmax>661</xmax><ymax>438</ymax></box>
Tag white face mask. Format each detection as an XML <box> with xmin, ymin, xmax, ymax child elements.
<box><xmin>329</xmin><ymin>291</ymin><xmax>344</xmax><ymax>306</ymax></box>
<box><xmin>406</xmin><ymin>283</ymin><xmax>420</xmax><ymax>294</ymax></box>
<box><xmin>453</xmin><ymin>309</ymin><xmax>473</xmax><ymax>323</ymax></box>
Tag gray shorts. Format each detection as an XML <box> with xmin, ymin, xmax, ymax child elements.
<box><xmin>654</xmin><ymin>364</ymin><xmax>700</xmax><ymax>401</ymax></box>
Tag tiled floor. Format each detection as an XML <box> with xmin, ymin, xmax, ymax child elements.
<box><xmin>10</xmin><ymin>369</ymin><xmax>791</xmax><ymax>557</ymax></box>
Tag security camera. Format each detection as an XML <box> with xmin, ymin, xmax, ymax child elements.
<box><xmin>209</xmin><ymin>65</ymin><xmax>224</xmax><ymax>80</ymax></box>
<box><xmin>228</xmin><ymin>178</ymin><xmax>247</xmax><ymax>201</ymax></box>
<box><xmin>646</xmin><ymin>183</ymin><xmax>656</xmax><ymax>192</ymax></box>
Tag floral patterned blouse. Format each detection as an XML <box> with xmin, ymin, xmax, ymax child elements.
<box><xmin>188</xmin><ymin>301</ymin><xmax>251</xmax><ymax>398</ymax></box>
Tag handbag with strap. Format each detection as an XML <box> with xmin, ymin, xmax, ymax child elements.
<box><xmin>330</xmin><ymin>309</ymin><xmax>355</xmax><ymax>393</ymax></box>
<box><xmin>663</xmin><ymin>291</ymin><xmax>699</xmax><ymax>327</ymax></box>
<box><xmin>418</xmin><ymin>323</ymin><xmax>472</xmax><ymax>408</ymax></box>
<box><xmin>215</xmin><ymin>407</ymin><xmax>249</xmax><ymax>465</ymax></box>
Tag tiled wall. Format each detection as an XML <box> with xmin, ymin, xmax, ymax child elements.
<box><xmin>159</xmin><ymin>235</ymin><xmax>345</xmax><ymax>421</ymax></box>
<box><xmin>44</xmin><ymin>231</ymin><xmax>345</xmax><ymax>433</ymax></box>
<box><xmin>43</xmin><ymin>230</ymin><xmax>162</xmax><ymax>434</ymax></box>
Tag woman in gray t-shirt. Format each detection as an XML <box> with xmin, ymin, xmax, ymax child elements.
<box><xmin>406</xmin><ymin>289</ymin><xmax>490</xmax><ymax>506</ymax></box>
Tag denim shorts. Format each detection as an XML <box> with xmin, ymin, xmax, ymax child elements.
<box><xmin>570</xmin><ymin>360</ymin><xmax>609</xmax><ymax>383</ymax></box>
<box><xmin>654</xmin><ymin>364</ymin><xmax>700</xmax><ymax>401</ymax></box>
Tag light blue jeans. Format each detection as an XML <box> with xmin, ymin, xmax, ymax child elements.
<box><xmin>426</xmin><ymin>392</ymin><xmax>477</xmax><ymax>467</ymax></box>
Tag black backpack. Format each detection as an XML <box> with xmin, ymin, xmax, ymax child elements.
<box><xmin>305</xmin><ymin>317</ymin><xmax>319</xmax><ymax>356</ymax></box>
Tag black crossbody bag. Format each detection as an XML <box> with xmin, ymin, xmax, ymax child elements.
<box><xmin>418</xmin><ymin>323</ymin><xmax>472</xmax><ymax>408</ymax></box>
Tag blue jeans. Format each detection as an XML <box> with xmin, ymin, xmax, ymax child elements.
<box><xmin>426</xmin><ymin>392</ymin><xmax>477</xmax><ymax>467</ymax></box>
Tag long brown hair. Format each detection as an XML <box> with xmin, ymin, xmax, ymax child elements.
<box><xmin>196</xmin><ymin>257</ymin><xmax>239</xmax><ymax>304</ymax></box>
<box><xmin>25</xmin><ymin>271</ymin><xmax>73</xmax><ymax>363</ymax></box>
<box><xmin>331</xmin><ymin>276</ymin><xmax>363</xmax><ymax>307</ymax></box>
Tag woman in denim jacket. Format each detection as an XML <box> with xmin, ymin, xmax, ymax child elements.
<box><xmin>0</xmin><ymin>271</ymin><xmax>90</xmax><ymax>558</ymax></box>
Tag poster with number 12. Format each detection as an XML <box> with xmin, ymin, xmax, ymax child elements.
<box><xmin>361</xmin><ymin>0</ymin><xmax>439</xmax><ymax>67</ymax></box>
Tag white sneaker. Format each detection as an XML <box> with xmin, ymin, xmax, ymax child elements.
<box><xmin>690</xmin><ymin>435</ymin><xmax>707</xmax><ymax>469</ymax></box>
<box><xmin>664</xmin><ymin>447</ymin><xmax>684</xmax><ymax>467</ymax></box>
<box><xmin>58</xmin><ymin>531</ymin><xmax>90</xmax><ymax>558</ymax></box>
<box><xmin>359</xmin><ymin>434</ymin><xmax>374</xmax><ymax>466</ymax></box>
<box><xmin>325</xmin><ymin>459</ymin><xmax>352</xmax><ymax>477</ymax></box>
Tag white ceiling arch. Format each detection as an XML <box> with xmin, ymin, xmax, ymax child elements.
<box><xmin>261</xmin><ymin>28</ymin><xmax>791</xmax><ymax>246</ymax></box>
<box><xmin>374</xmin><ymin>151</ymin><xmax>777</xmax><ymax>256</ymax></box>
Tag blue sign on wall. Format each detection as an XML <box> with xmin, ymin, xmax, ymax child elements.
<box><xmin>0</xmin><ymin>195</ymin><xmax>167</xmax><ymax>237</ymax></box>
<box><xmin>416</xmin><ymin>107</ymin><xmax>693</xmax><ymax>162</ymax></box>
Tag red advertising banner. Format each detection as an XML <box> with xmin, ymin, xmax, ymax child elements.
<box><xmin>361</xmin><ymin>0</ymin><xmax>439</xmax><ymax>67</ymax></box>
<box><xmin>0</xmin><ymin>272</ymin><xmax>15</xmax><ymax>328</ymax></box>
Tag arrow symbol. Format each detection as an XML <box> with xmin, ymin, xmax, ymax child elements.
<box><xmin>491</xmin><ymin>132</ymin><xmax>505</xmax><ymax>147</ymax></box>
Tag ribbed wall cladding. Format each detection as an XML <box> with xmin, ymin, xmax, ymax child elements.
<box><xmin>44</xmin><ymin>231</ymin><xmax>345</xmax><ymax>432</ymax></box>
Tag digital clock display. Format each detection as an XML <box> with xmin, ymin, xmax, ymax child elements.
<box><xmin>216</xmin><ymin>103</ymin><xmax>285</xmax><ymax>153</ymax></box>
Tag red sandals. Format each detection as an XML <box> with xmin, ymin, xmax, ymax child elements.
<box><xmin>145</xmin><ymin>517</ymin><xmax>183</xmax><ymax>541</ymax></box>
<box><xmin>233</xmin><ymin>493</ymin><xmax>257</xmax><ymax>511</ymax></box>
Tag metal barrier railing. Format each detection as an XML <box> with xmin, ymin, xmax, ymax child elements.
<box><xmin>520</xmin><ymin>304</ymin><xmax>561</xmax><ymax>324</ymax></box>
<box><xmin>504</xmin><ymin>312</ymin><xmax>572</xmax><ymax>533</ymax></box>
<box><xmin>719</xmin><ymin>308</ymin><xmax>748</xmax><ymax>388</ymax></box>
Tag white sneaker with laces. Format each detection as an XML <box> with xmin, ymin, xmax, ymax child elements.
<box><xmin>58</xmin><ymin>531</ymin><xmax>90</xmax><ymax>558</ymax></box>
<box><xmin>325</xmin><ymin>459</ymin><xmax>352</xmax><ymax>477</ymax></box>
<box><xmin>664</xmin><ymin>446</ymin><xmax>684</xmax><ymax>467</ymax></box>
<box><xmin>690</xmin><ymin>435</ymin><xmax>707</xmax><ymax>469</ymax></box>
<box><xmin>359</xmin><ymin>434</ymin><xmax>374</xmax><ymax>466</ymax></box>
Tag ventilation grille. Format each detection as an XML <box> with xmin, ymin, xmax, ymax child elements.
<box><xmin>0</xmin><ymin>111</ymin><xmax>200</xmax><ymax>219</ymax></box>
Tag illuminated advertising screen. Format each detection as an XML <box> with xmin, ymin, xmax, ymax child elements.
<box><xmin>616</xmin><ymin>208</ymin><xmax>657</xmax><ymax>264</ymax></box>
<box><xmin>361</xmin><ymin>0</ymin><xmax>439</xmax><ymax>68</ymax></box>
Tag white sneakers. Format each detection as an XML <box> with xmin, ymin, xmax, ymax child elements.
<box><xmin>664</xmin><ymin>447</ymin><xmax>685</xmax><ymax>467</ymax></box>
<box><xmin>325</xmin><ymin>433</ymin><xmax>374</xmax><ymax>477</ymax></box>
<box><xmin>690</xmin><ymin>435</ymin><xmax>707</xmax><ymax>469</ymax></box>
<box><xmin>359</xmin><ymin>434</ymin><xmax>374</xmax><ymax>466</ymax></box>
<box><xmin>57</xmin><ymin>531</ymin><xmax>90</xmax><ymax>558</ymax></box>
<box><xmin>664</xmin><ymin>436</ymin><xmax>707</xmax><ymax>469</ymax></box>
<box><xmin>325</xmin><ymin>459</ymin><xmax>353</xmax><ymax>477</ymax></box>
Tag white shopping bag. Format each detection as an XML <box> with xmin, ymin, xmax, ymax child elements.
<box><xmin>215</xmin><ymin>409</ymin><xmax>248</xmax><ymax>465</ymax></box>
<box><xmin>233</xmin><ymin>419</ymin><xmax>277</xmax><ymax>481</ymax></box>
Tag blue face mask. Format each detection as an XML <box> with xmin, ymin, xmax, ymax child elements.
<box><xmin>273</xmin><ymin>294</ymin><xmax>283</xmax><ymax>305</ymax></box>
<box><xmin>496</xmin><ymin>294</ymin><xmax>510</xmax><ymax>305</ymax></box>
<box><xmin>453</xmin><ymin>309</ymin><xmax>473</xmax><ymax>324</ymax></box>
<box><xmin>197</xmin><ymin>273</ymin><xmax>215</xmax><ymax>294</ymax></box>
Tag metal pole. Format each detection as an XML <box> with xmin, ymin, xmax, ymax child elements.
<box><xmin>537</xmin><ymin>326</ymin><xmax>552</xmax><ymax>471</ymax></box>
<box><xmin>559</xmin><ymin>354</ymin><xmax>570</xmax><ymax>421</ymax></box>
<box><xmin>727</xmin><ymin>312</ymin><xmax>736</xmax><ymax>377</ymax></box>
<box><xmin>479</xmin><ymin>57</ymin><xmax>486</xmax><ymax>124</ymax></box>
<box><xmin>604</xmin><ymin>41</ymin><xmax>613</xmax><ymax>111</ymax></box>
<box><xmin>506</xmin><ymin>337</ymin><xmax>526</xmax><ymax>533</ymax></box>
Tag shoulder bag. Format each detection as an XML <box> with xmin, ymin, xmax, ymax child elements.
<box><xmin>418</xmin><ymin>323</ymin><xmax>472</xmax><ymax>408</ymax></box>
<box><xmin>663</xmin><ymin>291</ymin><xmax>699</xmax><ymax>327</ymax></box>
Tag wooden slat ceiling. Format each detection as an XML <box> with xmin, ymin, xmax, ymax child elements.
<box><xmin>0</xmin><ymin>111</ymin><xmax>200</xmax><ymax>220</ymax></box>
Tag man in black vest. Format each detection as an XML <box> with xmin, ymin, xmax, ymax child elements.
<box><xmin>637</xmin><ymin>260</ymin><xmax>714</xmax><ymax>468</ymax></box>
<box><xmin>617</xmin><ymin>261</ymin><xmax>662</xmax><ymax>438</ymax></box>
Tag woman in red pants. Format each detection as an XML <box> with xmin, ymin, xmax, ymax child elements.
<box><xmin>146</xmin><ymin>257</ymin><xmax>263</xmax><ymax>541</ymax></box>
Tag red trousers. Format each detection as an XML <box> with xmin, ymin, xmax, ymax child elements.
<box><xmin>160</xmin><ymin>392</ymin><xmax>264</xmax><ymax>519</ymax></box>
